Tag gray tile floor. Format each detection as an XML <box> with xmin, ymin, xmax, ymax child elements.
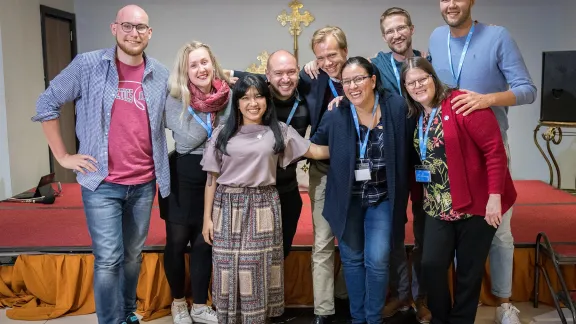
<box><xmin>0</xmin><ymin>302</ymin><xmax>557</xmax><ymax>324</ymax></box>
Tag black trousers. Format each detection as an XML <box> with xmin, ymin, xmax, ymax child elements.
<box><xmin>412</xmin><ymin>199</ymin><xmax>426</xmax><ymax>298</ymax></box>
<box><xmin>164</xmin><ymin>221</ymin><xmax>212</xmax><ymax>303</ymax></box>
<box><xmin>278</xmin><ymin>187</ymin><xmax>303</xmax><ymax>258</ymax></box>
<box><xmin>422</xmin><ymin>216</ymin><xmax>496</xmax><ymax>324</ymax></box>
<box><xmin>161</xmin><ymin>153</ymin><xmax>212</xmax><ymax>303</ymax></box>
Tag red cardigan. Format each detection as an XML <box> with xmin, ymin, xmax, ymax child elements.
<box><xmin>441</xmin><ymin>90</ymin><xmax>517</xmax><ymax>216</ymax></box>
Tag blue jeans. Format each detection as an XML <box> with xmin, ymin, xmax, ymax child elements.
<box><xmin>339</xmin><ymin>198</ymin><xmax>393</xmax><ymax>324</ymax></box>
<box><xmin>81</xmin><ymin>180</ymin><xmax>156</xmax><ymax>324</ymax></box>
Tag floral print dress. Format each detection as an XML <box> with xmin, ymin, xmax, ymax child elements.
<box><xmin>413</xmin><ymin>107</ymin><xmax>473</xmax><ymax>221</ymax></box>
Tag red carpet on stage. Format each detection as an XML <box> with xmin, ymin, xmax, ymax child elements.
<box><xmin>1</xmin><ymin>180</ymin><xmax>576</xmax><ymax>322</ymax></box>
<box><xmin>0</xmin><ymin>180</ymin><xmax>575</xmax><ymax>249</ymax></box>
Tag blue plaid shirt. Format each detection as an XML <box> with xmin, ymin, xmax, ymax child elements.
<box><xmin>32</xmin><ymin>47</ymin><xmax>171</xmax><ymax>197</ymax></box>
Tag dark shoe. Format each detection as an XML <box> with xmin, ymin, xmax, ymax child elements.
<box><xmin>414</xmin><ymin>298</ymin><xmax>432</xmax><ymax>324</ymax></box>
<box><xmin>383</xmin><ymin>297</ymin><xmax>411</xmax><ymax>318</ymax></box>
<box><xmin>312</xmin><ymin>315</ymin><xmax>333</xmax><ymax>324</ymax></box>
<box><xmin>125</xmin><ymin>313</ymin><xmax>140</xmax><ymax>324</ymax></box>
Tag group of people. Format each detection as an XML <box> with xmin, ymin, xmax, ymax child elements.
<box><xmin>32</xmin><ymin>1</ymin><xmax>537</xmax><ymax>324</ymax></box>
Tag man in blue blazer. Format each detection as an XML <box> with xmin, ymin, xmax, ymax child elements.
<box><xmin>299</xmin><ymin>26</ymin><xmax>350</xmax><ymax>324</ymax></box>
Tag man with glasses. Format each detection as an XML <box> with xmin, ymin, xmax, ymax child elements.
<box><xmin>33</xmin><ymin>5</ymin><xmax>169</xmax><ymax>324</ymax></box>
<box><xmin>369</xmin><ymin>7</ymin><xmax>432</xmax><ymax>324</ymax></box>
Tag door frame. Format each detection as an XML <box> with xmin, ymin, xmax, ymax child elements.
<box><xmin>39</xmin><ymin>5</ymin><xmax>78</xmax><ymax>173</ymax></box>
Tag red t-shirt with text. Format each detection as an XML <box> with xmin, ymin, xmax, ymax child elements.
<box><xmin>105</xmin><ymin>60</ymin><xmax>155</xmax><ymax>185</ymax></box>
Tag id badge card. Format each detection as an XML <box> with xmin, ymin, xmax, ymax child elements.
<box><xmin>355</xmin><ymin>159</ymin><xmax>371</xmax><ymax>181</ymax></box>
<box><xmin>415</xmin><ymin>165</ymin><xmax>431</xmax><ymax>183</ymax></box>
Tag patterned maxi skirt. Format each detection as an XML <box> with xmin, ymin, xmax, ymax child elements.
<box><xmin>211</xmin><ymin>185</ymin><xmax>284</xmax><ymax>324</ymax></box>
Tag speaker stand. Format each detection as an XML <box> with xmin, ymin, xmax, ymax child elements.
<box><xmin>534</xmin><ymin>121</ymin><xmax>576</xmax><ymax>191</ymax></box>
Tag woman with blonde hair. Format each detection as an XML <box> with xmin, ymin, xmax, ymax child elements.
<box><xmin>159</xmin><ymin>41</ymin><xmax>232</xmax><ymax>324</ymax></box>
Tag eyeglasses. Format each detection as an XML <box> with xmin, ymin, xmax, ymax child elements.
<box><xmin>342</xmin><ymin>75</ymin><xmax>371</xmax><ymax>87</ymax></box>
<box><xmin>405</xmin><ymin>75</ymin><xmax>432</xmax><ymax>89</ymax></box>
<box><xmin>383</xmin><ymin>25</ymin><xmax>411</xmax><ymax>38</ymax></box>
<box><xmin>115</xmin><ymin>22</ymin><xmax>149</xmax><ymax>34</ymax></box>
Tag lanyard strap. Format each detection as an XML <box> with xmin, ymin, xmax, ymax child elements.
<box><xmin>285</xmin><ymin>98</ymin><xmax>301</xmax><ymax>126</ymax></box>
<box><xmin>390</xmin><ymin>54</ymin><xmax>402</xmax><ymax>97</ymax></box>
<box><xmin>447</xmin><ymin>23</ymin><xmax>475</xmax><ymax>87</ymax></box>
<box><xmin>328</xmin><ymin>79</ymin><xmax>340</xmax><ymax>98</ymax></box>
<box><xmin>188</xmin><ymin>106</ymin><xmax>212</xmax><ymax>138</ymax></box>
<box><xmin>350</xmin><ymin>93</ymin><xmax>380</xmax><ymax>159</ymax></box>
<box><xmin>418</xmin><ymin>108</ymin><xmax>438</xmax><ymax>160</ymax></box>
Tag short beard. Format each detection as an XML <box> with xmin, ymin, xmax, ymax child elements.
<box><xmin>116</xmin><ymin>38</ymin><xmax>148</xmax><ymax>56</ymax></box>
<box><xmin>442</xmin><ymin>9</ymin><xmax>471</xmax><ymax>28</ymax></box>
<box><xmin>389</xmin><ymin>39</ymin><xmax>412</xmax><ymax>57</ymax></box>
<box><xmin>270</xmin><ymin>84</ymin><xmax>294</xmax><ymax>100</ymax></box>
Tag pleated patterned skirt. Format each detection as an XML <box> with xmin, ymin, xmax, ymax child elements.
<box><xmin>211</xmin><ymin>185</ymin><xmax>284</xmax><ymax>324</ymax></box>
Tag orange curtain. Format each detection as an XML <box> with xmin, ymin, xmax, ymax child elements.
<box><xmin>0</xmin><ymin>249</ymin><xmax>574</xmax><ymax>321</ymax></box>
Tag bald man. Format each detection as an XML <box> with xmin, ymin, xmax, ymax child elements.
<box><xmin>232</xmin><ymin>50</ymin><xmax>311</xmax><ymax>259</ymax></box>
<box><xmin>33</xmin><ymin>5</ymin><xmax>170</xmax><ymax>324</ymax></box>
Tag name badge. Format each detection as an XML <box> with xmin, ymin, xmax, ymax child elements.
<box><xmin>415</xmin><ymin>165</ymin><xmax>431</xmax><ymax>183</ymax></box>
<box><xmin>355</xmin><ymin>160</ymin><xmax>371</xmax><ymax>181</ymax></box>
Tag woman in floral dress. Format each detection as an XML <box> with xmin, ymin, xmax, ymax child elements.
<box><xmin>400</xmin><ymin>57</ymin><xmax>517</xmax><ymax>324</ymax></box>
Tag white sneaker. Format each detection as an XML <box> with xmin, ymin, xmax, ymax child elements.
<box><xmin>171</xmin><ymin>301</ymin><xmax>193</xmax><ymax>324</ymax></box>
<box><xmin>495</xmin><ymin>303</ymin><xmax>521</xmax><ymax>324</ymax></box>
<box><xmin>191</xmin><ymin>305</ymin><xmax>218</xmax><ymax>324</ymax></box>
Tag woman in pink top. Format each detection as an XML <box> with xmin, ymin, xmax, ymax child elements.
<box><xmin>201</xmin><ymin>75</ymin><xmax>329</xmax><ymax>324</ymax></box>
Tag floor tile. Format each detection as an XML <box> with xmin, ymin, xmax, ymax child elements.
<box><xmin>0</xmin><ymin>309</ymin><xmax>47</xmax><ymax>323</ymax></box>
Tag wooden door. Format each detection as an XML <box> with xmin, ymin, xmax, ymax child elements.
<box><xmin>41</xmin><ymin>6</ymin><xmax>77</xmax><ymax>183</ymax></box>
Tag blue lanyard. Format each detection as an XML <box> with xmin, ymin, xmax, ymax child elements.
<box><xmin>418</xmin><ymin>108</ymin><xmax>438</xmax><ymax>160</ymax></box>
<box><xmin>390</xmin><ymin>54</ymin><xmax>402</xmax><ymax>97</ymax></box>
<box><xmin>328</xmin><ymin>79</ymin><xmax>340</xmax><ymax>98</ymax></box>
<box><xmin>187</xmin><ymin>106</ymin><xmax>212</xmax><ymax>138</ymax></box>
<box><xmin>447</xmin><ymin>23</ymin><xmax>475</xmax><ymax>87</ymax></box>
<box><xmin>350</xmin><ymin>93</ymin><xmax>380</xmax><ymax>159</ymax></box>
<box><xmin>285</xmin><ymin>98</ymin><xmax>300</xmax><ymax>126</ymax></box>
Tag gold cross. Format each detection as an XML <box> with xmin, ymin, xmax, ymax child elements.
<box><xmin>277</xmin><ymin>0</ymin><xmax>315</xmax><ymax>63</ymax></box>
<box><xmin>245</xmin><ymin>51</ymin><xmax>270</xmax><ymax>74</ymax></box>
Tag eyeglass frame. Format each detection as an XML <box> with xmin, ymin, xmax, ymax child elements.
<box><xmin>405</xmin><ymin>74</ymin><xmax>433</xmax><ymax>89</ymax></box>
<box><xmin>342</xmin><ymin>75</ymin><xmax>372</xmax><ymax>87</ymax></box>
<box><xmin>383</xmin><ymin>24</ymin><xmax>412</xmax><ymax>38</ymax></box>
<box><xmin>115</xmin><ymin>22</ymin><xmax>150</xmax><ymax>34</ymax></box>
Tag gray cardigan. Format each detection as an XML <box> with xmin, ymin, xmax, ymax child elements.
<box><xmin>164</xmin><ymin>91</ymin><xmax>232</xmax><ymax>154</ymax></box>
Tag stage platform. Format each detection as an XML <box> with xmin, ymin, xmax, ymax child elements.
<box><xmin>0</xmin><ymin>180</ymin><xmax>575</xmax><ymax>322</ymax></box>
<box><xmin>0</xmin><ymin>180</ymin><xmax>575</xmax><ymax>252</ymax></box>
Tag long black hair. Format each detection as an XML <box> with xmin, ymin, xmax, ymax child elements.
<box><xmin>339</xmin><ymin>56</ymin><xmax>386</xmax><ymax>106</ymax></box>
<box><xmin>215</xmin><ymin>74</ymin><xmax>285</xmax><ymax>155</ymax></box>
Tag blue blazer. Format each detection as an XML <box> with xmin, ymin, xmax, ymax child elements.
<box><xmin>297</xmin><ymin>68</ymin><xmax>330</xmax><ymax>136</ymax></box>
<box><xmin>310</xmin><ymin>90</ymin><xmax>417</xmax><ymax>242</ymax></box>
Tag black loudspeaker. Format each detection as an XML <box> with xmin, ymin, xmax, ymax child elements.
<box><xmin>540</xmin><ymin>51</ymin><xmax>576</xmax><ymax>123</ymax></box>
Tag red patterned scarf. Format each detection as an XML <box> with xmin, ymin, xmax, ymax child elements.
<box><xmin>188</xmin><ymin>78</ymin><xmax>230</xmax><ymax>117</ymax></box>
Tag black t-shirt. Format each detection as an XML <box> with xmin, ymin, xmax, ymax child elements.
<box><xmin>274</xmin><ymin>90</ymin><xmax>310</xmax><ymax>193</ymax></box>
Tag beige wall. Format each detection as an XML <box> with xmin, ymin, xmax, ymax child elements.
<box><xmin>0</xmin><ymin>0</ymin><xmax>75</xmax><ymax>200</ymax></box>
<box><xmin>74</xmin><ymin>0</ymin><xmax>576</xmax><ymax>188</ymax></box>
